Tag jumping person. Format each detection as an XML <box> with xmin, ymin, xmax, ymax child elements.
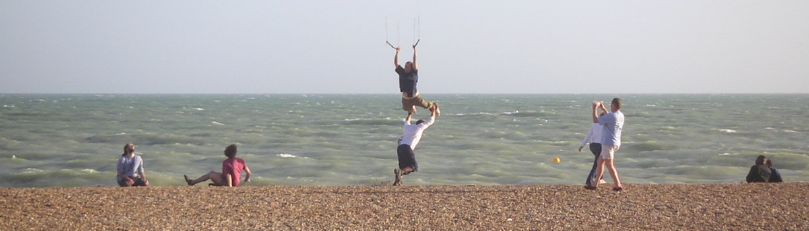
<box><xmin>116</xmin><ymin>143</ymin><xmax>149</xmax><ymax>187</ymax></box>
<box><xmin>184</xmin><ymin>144</ymin><xmax>252</xmax><ymax>187</ymax></box>
<box><xmin>593</xmin><ymin>98</ymin><xmax>625</xmax><ymax>191</ymax></box>
<box><xmin>579</xmin><ymin>104</ymin><xmax>607</xmax><ymax>189</ymax></box>
<box><xmin>393</xmin><ymin>103</ymin><xmax>439</xmax><ymax>186</ymax></box>
<box><xmin>394</xmin><ymin>44</ymin><xmax>438</xmax><ymax>116</ymax></box>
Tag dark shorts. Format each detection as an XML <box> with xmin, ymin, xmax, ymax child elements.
<box><xmin>397</xmin><ymin>144</ymin><xmax>418</xmax><ymax>171</ymax></box>
<box><xmin>117</xmin><ymin>177</ymin><xmax>147</xmax><ymax>187</ymax></box>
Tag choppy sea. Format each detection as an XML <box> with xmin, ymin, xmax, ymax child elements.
<box><xmin>1</xmin><ymin>94</ymin><xmax>807</xmax><ymax>187</ymax></box>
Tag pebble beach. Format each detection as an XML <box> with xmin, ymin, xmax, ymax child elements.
<box><xmin>1</xmin><ymin>183</ymin><xmax>807</xmax><ymax>230</ymax></box>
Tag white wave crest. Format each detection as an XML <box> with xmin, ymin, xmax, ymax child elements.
<box><xmin>718</xmin><ymin>129</ymin><xmax>737</xmax><ymax>133</ymax></box>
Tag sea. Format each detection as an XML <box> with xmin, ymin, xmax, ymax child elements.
<box><xmin>1</xmin><ymin>94</ymin><xmax>807</xmax><ymax>187</ymax></box>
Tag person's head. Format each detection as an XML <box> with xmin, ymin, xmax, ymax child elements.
<box><xmin>765</xmin><ymin>159</ymin><xmax>773</xmax><ymax>168</ymax></box>
<box><xmin>224</xmin><ymin>144</ymin><xmax>238</xmax><ymax>159</ymax></box>
<box><xmin>755</xmin><ymin>155</ymin><xmax>767</xmax><ymax>165</ymax></box>
<box><xmin>610</xmin><ymin>98</ymin><xmax>622</xmax><ymax>112</ymax></box>
<box><xmin>122</xmin><ymin>143</ymin><xmax>135</xmax><ymax>156</ymax></box>
<box><xmin>404</xmin><ymin>61</ymin><xmax>414</xmax><ymax>73</ymax></box>
<box><xmin>415</xmin><ymin>119</ymin><xmax>426</xmax><ymax>125</ymax></box>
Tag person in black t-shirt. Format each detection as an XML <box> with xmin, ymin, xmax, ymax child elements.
<box><xmin>394</xmin><ymin>45</ymin><xmax>438</xmax><ymax>116</ymax></box>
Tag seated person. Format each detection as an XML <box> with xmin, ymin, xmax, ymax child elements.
<box><xmin>184</xmin><ymin>144</ymin><xmax>252</xmax><ymax>187</ymax></box>
<box><xmin>745</xmin><ymin>155</ymin><xmax>771</xmax><ymax>183</ymax></box>
<box><xmin>117</xmin><ymin>143</ymin><xmax>149</xmax><ymax>187</ymax></box>
<box><xmin>766</xmin><ymin>159</ymin><xmax>783</xmax><ymax>183</ymax></box>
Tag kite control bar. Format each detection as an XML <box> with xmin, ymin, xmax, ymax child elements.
<box><xmin>412</xmin><ymin>39</ymin><xmax>420</xmax><ymax>48</ymax></box>
<box><xmin>386</xmin><ymin>41</ymin><xmax>397</xmax><ymax>49</ymax></box>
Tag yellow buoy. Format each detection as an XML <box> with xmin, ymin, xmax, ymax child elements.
<box><xmin>553</xmin><ymin>156</ymin><xmax>561</xmax><ymax>164</ymax></box>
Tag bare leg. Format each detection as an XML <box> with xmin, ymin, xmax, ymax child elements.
<box><xmin>606</xmin><ymin>159</ymin><xmax>623</xmax><ymax>189</ymax></box>
<box><xmin>186</xmin><ymin>171</ymin><xmax>224</xmax><ymax>186</ymax></box>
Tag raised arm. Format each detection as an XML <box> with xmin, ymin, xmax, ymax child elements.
<box><xmin>592</xmin><ymin>102</ymin><xmax>600</xmax><ymax>123</ymax></box>
<box><xmin>412</xmin><ymin>46</ymin><xmax>418</xmax><ymax>71</ymax></box>
<box><xmin>405</xmin><ymin>112</ymin><xmax>413</xmax><ymax>124</ymax></box>
<box><xmin>394</xmin><ymin>47</ymin><xmax>401</xmax><ymax>68</ymax></box>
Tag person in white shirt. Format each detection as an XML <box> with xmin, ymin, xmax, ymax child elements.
<box><xmin>393</xmin><ymin>103</ymin><xmax>439</xmax><ymax>186</ymax></box>
<box><xmin>579</xmin><ymin>105</ymin><xmax>607</xmax><ymax>189</ymax></box>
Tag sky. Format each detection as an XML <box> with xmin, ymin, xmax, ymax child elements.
<box><xmin>1</xmin><ymin>1</ymin><xmax>808</xmax><ymax>94</ymax></box>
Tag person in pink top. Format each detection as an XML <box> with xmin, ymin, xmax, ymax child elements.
<box><xmin>184</xmin><ymin>144</ymin><xmax>252</xmax><ymax>187</ymax></box>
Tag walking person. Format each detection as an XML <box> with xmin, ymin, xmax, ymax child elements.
<box><xmin>579</xmin><ymin>104</ymin><xmax>608</xmax><ymax>189</ymax></box>
<box><xmin>393</xmin><ymin>104</ymin><xmax>439</xmax><ymax>186</ymax></box>
<box><xmin>593</xmin><ymin>98</ymin><xmax>625</xmax><ymax>191</ymax></box>
<box><xmin>117</xmin><ymin>143</ymin><xmax>149</xmax><ymax>187</ymax></box>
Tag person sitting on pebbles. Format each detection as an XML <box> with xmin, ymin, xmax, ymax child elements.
<box><xmin>746</xmin><ymin>155</ymin><xmax>771</xmax><ymax>183</ymax></box>
<box><xmin>116</xmin><ymin>143</ymin><xmax>149</xmax><ymax>187</ymax></box>
<box><xmin>185</xmin><ymin>144</ymin><xmax>252</xmax><ymax>187</ymax></box>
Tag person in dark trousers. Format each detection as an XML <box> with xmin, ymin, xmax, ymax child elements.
<box><xmin>578</xmin><ymin>103</ymin><xmax>608</xmax><ymax>189</ymax></box>
<box><xmin>746</xmin><ymin>155</ymin><xmax>771</xmax><ymax>183</ymax></box>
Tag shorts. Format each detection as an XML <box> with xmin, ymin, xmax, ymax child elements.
<box><xmin>599</xmin><ymin>144</ymin><xmax>619</xmax><ymax>160</ymax></box>
<box><xmin>402</xmin><ymin>95</ymin><xmax>433</xmax><ymax>113</ymax></box>
<box><xmin>397</xmin><ymin>144</ymin><xmax>418</xmax><ymax>171</ymax></box>
<box><xmin>117</xmin><ymin>176</ymin><xmax>147</xmax><ymax>187</ymax></box>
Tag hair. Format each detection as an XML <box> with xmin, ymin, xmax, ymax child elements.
<box><xmin>122</xmin><ymin>143</ymin><xmax>134</xmax><ymax>156</ymax></box>
<box><xmin>765</xmin><ymin>159</ymin><xmax>773</xmax><ymax>167</ymax></box>
<box><xmin>416</xmin><ymin>119</ymin><xmax>425</xmax><ymax>125</ymax></box>
<box><xmin>755</xmin><ymin>155</ymin><xmax>767</xmax><ymax>165</ymax></box>
<box><xmin>224</xmin><ymin>144</ymin><xmax>238</xmax><ymax>158</ymax></box>
<box><xmin>611</xmin><ymin>98</ymin><xmax>622</xmax><ymax>110</ymax></box>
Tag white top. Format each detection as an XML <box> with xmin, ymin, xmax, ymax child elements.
<box><xmin>400</xmin><ymin>117</ymin><xmax>435</xmax><ymax>149</ymax></box>
<box><xmin>580</xmin><ymin>123</ymin><xmax>603</xmax><ymax>147</ymax></box>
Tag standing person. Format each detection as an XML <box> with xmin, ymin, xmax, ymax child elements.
<box><xmin>766</xmin><ymin>159</ymin><xmax>783</xmax><ymax>183</ymax></box>
<box><xmin>394</xmin><ymin>44</ymin><xmax>438</xmax><ymax>116</ymax></box>
<box><xmin>579</xmin><ymin>104</ymin><xmax>607</xmax><ymax>189</ymax></box>
<box><xmin>593</xmin><ymin>98</ymin><xmax>625</xmax><ymax>191</ymax></box>
<box><xmin>393</xmin><ymin>104</ymin><xmax>439</xmax><ymax>186</ymax></box>
<box><xmin>117</xmin><ymin>143</ymin><xmax>149</xmax><ymax>187</ymax></box>
<box><xmin>184</xmin><ymin>144</ymin><xmax>252</xmax><ymax>187</ymax></box>
<box><xmin>746</xmin><ymin>155</ymin><xmax>772</xmax><ymax>183</ymax></box>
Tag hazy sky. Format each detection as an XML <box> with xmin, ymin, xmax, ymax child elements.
<box><xmin>1</xmin><ymin>1</ymin><xmax>807</xmax><ymax>94</ymax></box>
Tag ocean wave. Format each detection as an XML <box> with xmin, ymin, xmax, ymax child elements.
<box><xmin>341</xmin><ymin>118</ymin><xmax>398</xmax><ymax>126</ymax></box>
<box><xmin>717</xmin><ymin>129</ymin><xmax>737</xmax><ymax>134</ymax></box>
<box><xmin>84</xmin><ymin>133</ymin><xmax>206</xmax><ymax>145</ymax></box>
<box><xmin>277</xmin><ymin>153</ymin><xmax>310</xmax><ymax>159</ymax></box>
<box><xmin>622</xmin><ymin>142</ymin><xmax>674</xmax><ymax>152</ymax></box>
<box><xmin>503</xmin><ymin>110</ymin><xmax>552</xmax><ymax>117</ymax></box>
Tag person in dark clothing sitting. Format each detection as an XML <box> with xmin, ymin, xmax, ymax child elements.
<box><xmin>765</xmin><ymin>159</ymin><xmax>783</xmax><ymax>183</ymax></box>
<box><xmin>746</xmin><ymin>155</ymin><xmax>771</xmax><ymax>183</ymax></box>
